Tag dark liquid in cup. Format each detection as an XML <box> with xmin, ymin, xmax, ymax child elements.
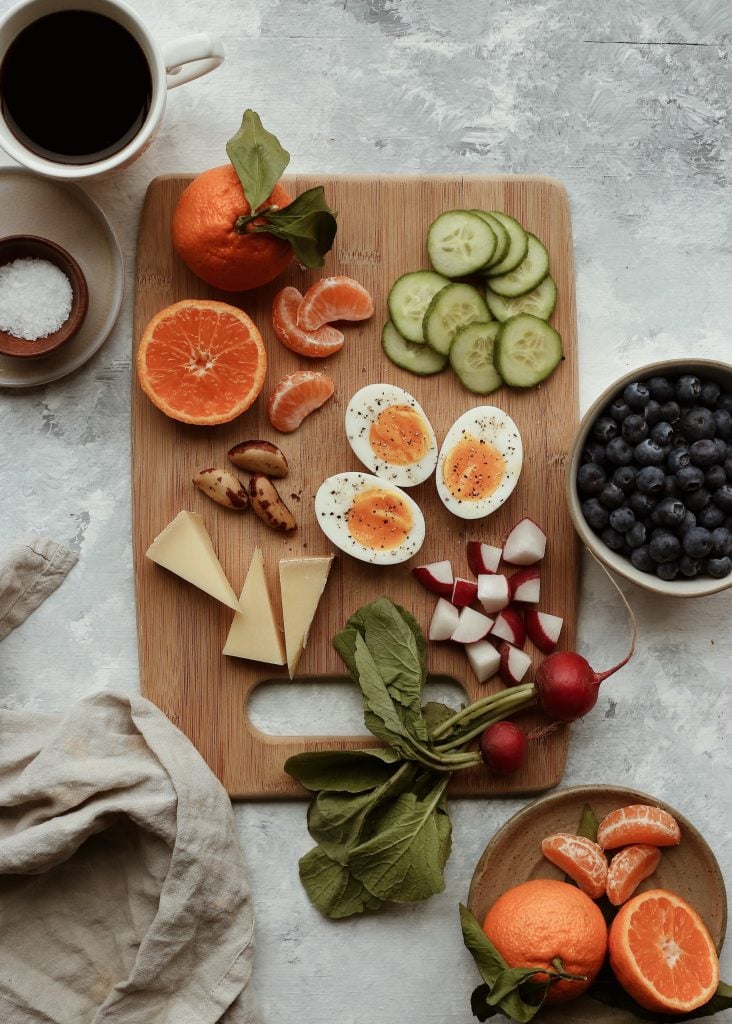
<box><xmin>1</xmin><ymin>11</ymin><xmax>152</xmax><ymax>164</ymax></box>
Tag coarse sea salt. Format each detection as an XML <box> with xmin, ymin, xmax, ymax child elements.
<box><xmin>0</xmin><ymin>257</ymin><xmax>73</xmax><ymax>341</ymax></box>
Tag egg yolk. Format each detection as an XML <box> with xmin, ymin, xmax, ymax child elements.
<box><xmin>368</xmin><ymin>405</ymin><xmax>431</xmax><ymax>466</ymax></box>
<box><xmin>347</xmin><ymin>487</ymin><xmax>414</xmax><ymax>550</ymax></box>
<box><xmin>443</xmin><ymin>434</ymin><xmax>505</xmax><ymax>501</ymax></box>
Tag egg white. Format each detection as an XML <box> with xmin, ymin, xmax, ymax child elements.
<box><xmin>314</xmin><ymin>471</ymin><xmax>426</xmax><ymax>565</ymax></box>
<box><xmin>345</xmin><ymin>383</ymin><xmax>437</xmax><ymax>487</ymax></box>
<box><xmin>436</xmin><ymin>406</ymin><xmax>523</xmax><ymax>519</ymax></box>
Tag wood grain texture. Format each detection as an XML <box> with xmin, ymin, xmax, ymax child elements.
<box><xmin>132</xmin><ymin>174</ymin><xmax>579</xmax><ymax>799</ymax></box>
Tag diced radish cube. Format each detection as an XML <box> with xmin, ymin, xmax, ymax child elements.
<box><xmin>510</xmin><ymin>567</ymin><xmax>540</xmax><ymax>603</ymax></box>
<box><xmin>450</xmin><ymin>606</ymin><xmax>493</xmax><ymax>644</ymax></box>
<box><xmin>465</xmin><ymin>639</ymin><xmax>501</xmax><ymax>683</ymax></box>
<box><xmin>498</xmin><ymin>641</ymin><xmax>533</xmax><ymax>686</ymax></box>
<box><xmin>477</xmin><ymin>573</ymin><xmax>510</xmax><ymax>613</ymax></box>
<box><xmin>429</xmin><ymin>598</ymin><xmax>460</xmax><ymax>641</ymax></box>
<box><xmin>412</xmin><ymin>560</ymin><xmax>454</xmax><ymax>598</ymax></box>
<box><xmin>525</xmin><ymin>609</ymin><xmax>564</xmax><ymax>654</ymax></box>
<box><xmin>451</xmin><ymin>577</ymin><xmax>478</xmax><ymax>608</ymax></box>
<box><xmin>490</xmin><ymin>606</ymin><xmax>526</xmax><ymax>648</ymax></box>
<box><xmin>466</xmin><ymin>541</ymin><xmax>502</xmax><ymax>576</ymax></box>
<box><xmin>503</xmin><ymin>518</ymin><xmax>547</xmax><ymax>565</ymax></box>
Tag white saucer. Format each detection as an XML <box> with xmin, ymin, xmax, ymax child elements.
<box><xmin>0</xmin><ymin>167</ymin><xmax>123</xmax><ymax>388</ymax></box>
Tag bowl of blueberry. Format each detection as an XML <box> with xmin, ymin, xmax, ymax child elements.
<box><xmin>568</xmin><ymin>359</ymin><xmax>732</xmax><ymax>596</ymax></box>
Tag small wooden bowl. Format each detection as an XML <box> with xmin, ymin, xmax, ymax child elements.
<box><xmin>0</xmin><ymin>235</ymin><xmax>89</xmax><ymax>358</ymax></box>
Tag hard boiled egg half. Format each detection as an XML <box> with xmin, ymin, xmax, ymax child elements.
<box><xmin>345</xmin><ymin>384</ymin><xmax>437</xmax><ymax>487</ymax></box>
<box><xmin>436</xmin><ymin>406</ymin><xmax>523</xmax><ymax>519</ymax></box>
<box><xmin>315</xmin><ymin>472</ymin><xmax>425</xmax><ymax>564</ymax></box>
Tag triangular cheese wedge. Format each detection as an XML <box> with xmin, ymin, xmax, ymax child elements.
<box><xmin>279</xmin><ymin>555</ymin><xmax>334</xmax><ymax>678</ymax></box>
<box><xmin>146</xmin><ymin>510</ymin><xmax>240</xmax><ymax>611</ymax></box>
<box><xmin>223</xmin><ymin>548</ymin><xmax>286</xmax><ymax>665</ymax></box>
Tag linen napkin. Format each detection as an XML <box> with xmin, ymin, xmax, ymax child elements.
<box><xmin>0</xmin><ymin>535</ymin><xmax>78</xmax><ymax>640</ymax></box>
<box><xmin>0</xmin><ymin>540</ymin><xmax>262</xmax><ymax>1024</ymax></box>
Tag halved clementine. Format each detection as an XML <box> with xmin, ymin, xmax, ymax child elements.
<box><xmin>137</xmin><ymin>299</ymin><xmax>266</xmax><ymax>425</ymax></box>
<box><xmin>268</xmin><ymin>370</ymin><xmax>334</xmax><ymax>432</ymax></box>
<box><xmin>597</xmin><ymin>804</ymin><xmax>681</xmax><ymax>850</ymax></box>
<box><xmin>272</xmin><ymin>286</ymin><xmax>344</xmax><ymax>358</ymax></box>
<box><xmin>606</xmin><ymin>844</ymin><xmax>661</xmax><ymax>906</ymax></box>
<box><xmin>297</xmin><ymin>275</ymin><xmax>374</xmax><ymax>330</ymax></box>
<box><xmin>541</xmin><ymin>832</ymin><xmax>608</xmax><ymax>899</ymax></box>
<box><xmin>608</xmin><ymin>889</ymin><xmax>719</xmax><ymax>1013</ymax></box>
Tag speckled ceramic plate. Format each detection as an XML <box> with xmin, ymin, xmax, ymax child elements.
<box><xmin>469</xmin><ymin>784</ymin><xmax>726</xmax><ymax>943</ymax></box>
<box><xmin>0</xmin><ymin>167</ymin><xmax>123</xmax><ymax>388</ymax></box>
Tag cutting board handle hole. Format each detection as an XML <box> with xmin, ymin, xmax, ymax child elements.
<box><xmin>247</xmin><ymin>673</ymin><xmax>468</xmax><ymax>737</ymax></box>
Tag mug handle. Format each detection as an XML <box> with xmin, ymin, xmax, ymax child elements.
<box><xmin>162</xmin><ymin>34</ymin><xmax>225</xmax><ymax>89</ymax></box>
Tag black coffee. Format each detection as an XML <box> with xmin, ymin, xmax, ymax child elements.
<box><xmin>1</xmin><ymin>10</ymin><xmax>152</xmax><ymax>164</ymax></box>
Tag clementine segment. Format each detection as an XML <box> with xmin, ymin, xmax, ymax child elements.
<box><xmin>171</xmin><ymin>165</ymin><xmax>293</xmax><ymax>292</ymax></box>
<box><xmin>482</xmin><ymin>878</ymin><xmax>607</xmax><ymax>1005</ymax></box>
<box><xmin>608</xmin><ymin>889</ymin><xmax>719</xmax><ymax>1013</ymax></box>
<box><xmin>597</xmin><ymin>804</ymin><xmax>681</xmax><ymax>850</ymax></box>
<box><xmin>137</xmin><ymin>299</ymin><xmax>266</xmax><ymax>425</ymax></box>
<box><xmin>272</xmin><ymin>286</ymin><xmax>345</xmax><ymax>358</ymax></box>
<box><xmin>297</xmin><ymin>275</ymin><xmax>374</xmax><ymax>330</ymax></box>
<box><xmin>541</xmin><ymin>832</ymin><xmax>608</xmax><ymax>899</ymax></box>
<box><xmin>268</xmin><ymin>370</ymin><xmax>335</xmax><ymax>433</ymax></box>
<box><xmin>606</xmin><ymin>844</ymin><xmax>661</xmax><ymax>906</ymax></box>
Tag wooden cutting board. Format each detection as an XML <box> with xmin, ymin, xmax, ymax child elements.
<box><xmin>132</xmin><ymin>174</ymin><xmax>579</xmax><ymax>798</ymax></box>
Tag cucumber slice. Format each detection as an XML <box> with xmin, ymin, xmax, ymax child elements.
<box><xmin>486</xmin><ymin>233</ymin><xmax>549</xmax><ymax>298</ymax></box>
<box><xmin>449</xmin><ymin>321</ymin><xmax>502</xmax><ymax>395</ymax></box>
<box><xmin>486</xmin><ymin>275</ymin><xmax>557</xmax><ymax>322</ymax></box>
<box><xmin>469</xmin><ymin>210</ymin><xmax>510</xmax><ymax>267</ymax></box>
<box><xmin>381</xmin><ymin>320</ymin><xmax>448</xmax><ymax>376</ymax></box>
<box><xmin>427</xmin><ymin>210</ymin><xmax>496</xmax><ymax>278</ymax></box>
<box><xmin>495</xmin><ymin>313</ymin><xmax>563</xmax><ymax>387</ymax></box>
<box><xmin>388</xmin><ymin>270</ymin><xmax>450</xmax><ymax>343</ymax></box>
<box><xmin>423</xmin><ymin>283</ymin><xmax>491</xmax><ymax>356</ymax></box>
<box><xmin>483</xmin><ymin>211</ymin><xmax>528</xmax><ymax>276</ymax></box>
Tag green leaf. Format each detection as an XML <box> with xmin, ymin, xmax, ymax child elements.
<box><xmin>257</xmin><ymin>186</ymin><xmax>337</xmax><ymax>268</ymax></box>
<box><xmin>284</xmin><ymin>748</ymin><xmax>400</xmax><ymax>793</ymax></box>
<box><xmin>589</xmin><ymin>973</ymin><xmax>732</xmax><ymax>1021</ymax></box>
<box><xmin>353</xmin><ymin>633</ymin><xmax>415</xmax><ymax>746</ymax></box>
<box><xmin>226</xmin><ymin>108</ymin><xmax>290</xmax><ymax>213</ymax></box>
<box><xmin>299</xmin><ymin>845</ymin><xmax>380</xmax><ymax>919</ymax></box>
<box><xmin>423</xmin><ymin>701</ymin><xmax>459</xmax><ymax>736</ymax></box>
<box><xmin>392</xmin><ymin>601</ymin><xmax>428</xmax><ymax>686</ymax></box>
<box><xmin>333</xmin><ymin>626</ymin><xmax>359</xmax><ymax>680</ymax></box>
<box><xmin>307</xmin><ymin>788</ymin><xmax>384</xmax><ymax>863</ymax></box>
<box><xmin>470</xmin><ymin>984</ymin><xmax>502</xmax><ymax>1020</ymax></box>
<box><xmin>460</xmin><ymin>903</ymin><xmax>507</xmax><ymax>987</ymax></box>
<box><xmin>577</xmin><ymin>802</ymin><xmax>600</xmax><ymax>842</ymax></box>
<box><xmin>360</xmin><ymin>598</ymin><xmax>426</xmax><ymax>724</ymax></box>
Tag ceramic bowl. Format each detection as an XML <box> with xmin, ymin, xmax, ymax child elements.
<box><xmin>567</xmin><ymin>359</ymin><xmax>732</xmax><ymax>598</ymax></box>
<box><xmin>0</xmin><ymin>234</ymin><xmax>89</xmax><ymax>358</ymax></box>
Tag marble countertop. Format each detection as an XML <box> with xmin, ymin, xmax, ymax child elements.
<box><xmin>1</xmin><ymin>0</ymin><xmax>730</xmax><ymax>1020</ymax></box>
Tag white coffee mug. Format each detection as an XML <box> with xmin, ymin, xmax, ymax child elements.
<box><xmin>0</xmin><ymin>0</ymin><xmax>224</xmax><ymax>179</ymax></box>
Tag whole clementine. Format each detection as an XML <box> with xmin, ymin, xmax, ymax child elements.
<box><xmin>171</xmin><ymin>165</ymin><xmax>293</xmax><ymax>292</ymax></box>
<box><xmin>482</xmin><ymin>878</ymin><xmax>607</xmax><ymax>1005</ymax></box>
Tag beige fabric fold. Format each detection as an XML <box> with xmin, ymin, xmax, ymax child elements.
<box><xmin>0</xmin><ymin>535</ymin><xmax>78</xmax><ymax>641</ymax></box>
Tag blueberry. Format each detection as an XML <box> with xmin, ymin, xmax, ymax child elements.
<box><xmin>622</xmin><ymin>414</ymin><xmax>648</xmax><ymax>444</ymax></box>
<box><xmin>662</xmin><ymin>475</ymin><xmax>679</xmax><ymax>498</ymax></box>
<box><xmin>630</xmin><ymin>490</ymin><xmax>656</xmax><ymax>515</ymax></box>
<box><xmin>713</xmin><ymin>438</ymin><xmax>728</xmax><ymax>462</ymax></box>
<box><xmin>700</xmin><ymin>380</ymin><xmax>721</xmax><ymax>407</ymax></box>
<box><xmin>725</xmin><ymin>455</ymin><xmax>732</xmax><ymax>481</ymax></box>
<box><xmin>656</xmin><ymin>561</ymin><xmax>679</xmax><ymax>581</ymax></box>
<box><xmin>650</xmin><ymin>421</ymin><xmax>674</xmax><ymax>446</ymax></box>
<box><xmin>583</xmin><ymin>441</ymin><xmax>609</xmax><ymax>466</ymax></box>
<box><xmin>705</xmin><ymin>465</ymin><xmax>726</xmax><ymax>490</ymax></box>
<box><xmin>606</xmin><ymin>437</ymin><xmax>635</xmax><ymax>466</ymax></box>
<box><xmin>601</xmin><ymin>527</ymin><xmax>626</xmax><ymax>552</ymax></box>
<box><xmin>713</xmin><ymin>484</ymin><xmax>732</xmax><ymax>513</ymax></box>
<box><xmin>592</xmin><ymin>416</ymin><xmax>618</xmax><ymax>443</ymax></box>
<box><xmin>646</xmin><ymin>376</ymin><xmax>675</xmax><ymax>403</ymax></box>
<box><xmin>714</xmin><ymin>409</ymin><xmax>732</xmax><ymax>440</ymax></box>
<box><xmin>635</xmin><ymin>439</ymin><xmax>666</xmax><ymax>466</ymax></box>
<box><xmin>652</xmin><ymin>497</ymin><xmax>686</xmax><ymax>527</ymax></box>
<box><xmin>706</xmin><ymin>556</ymin><xmax>732</xmax><ymax>579</ymax></box>
<box><xmin>660</xmin><ymin>400</ymin><xmax>681</xmax><ymax>424</ymax></box>
<box><xmin>718</xmin><ymin>393</ymin><xmax>732</xmax><ymax>414</ymax></box>
<box><xmin>624</xmin><ymin>381</ymin><xmax>651</xmax><ymax>411</ymax></box>
<box><xmin>682</xmin><ymin>527</ymin><xmax>713</xmax><ymax>558</ymax></box>
<box><xmin>609</xmin><ymin>507</ymin><xmax>636</xmax><ymax>532</ymax></box>
<box><xmin>675</xmin><ymin>375</ymin><xmax>702</xmax><ymax>404</ymax></box>
<box><xmin>698</xmin><ymin>504</ymin><xmax>725</xmax><ymax>530</ymax></box>
<box><xmin>582</xmin><ymin>498</ymin><xmax>609</xmax><ymax>530</ymax></box>
<box><xmin>680</xmin><ymin>555</ymin><xmax>702</xmax><ymax>578</ymax></box>
<box><xmin>675</xmin><ymin>465</ymin><xmax>705</xmax><ymax>492</ymax></box>
<box><xmin>689</xmin><ymin>438</ymin><xmax>721</xmax><ymax>468</ymax></box>
<box><xmin>609</xmin><ymin>398</ymin><xmax>631</xmax><ymax>422</ymax></box>
<box><xmin>645</xmin><ymin>400</ymin><xmax>663</xmax><ymax>425</ymax></box>
<box><xmin>626</xmin><ymin>522</ymin><xmax>647</xmax><ymax>548</ymax></box>
<box><xmin>635</xmin><ymin>466</ymin><xmax>666</xmax><ymax>496</ymax></box>
<box><xmin>599</xmin><ymin>482</ymin><xmax>625</xmax><ymax>510</ymax></box>
<box><xmin>577</xmin><ymin>463</ymin><xmax>606</xmax><ymax>496</ymax></box>
<box><xmin>685</xmin><ymin>487</ymin><xmax>711</xmax><ymax>513</ymax></box>
<box><xmin>649</xmin><ymin>530</ymin><xmax>681</xmax><ymax>564</ymax></box>
<box><xmin>667</xmin><ymin>448</ymin><xmax>690</xmax><ymax>474</ymax></box>
<box><xmin>678</xmin><ymin>510</ymin><xmax>697</xmax><ymax>534</ymax></box>
<box><xmin>630</xmin><ymin>545</ymin><xmax>655</xmax><ymax>573</ymax></box>
<box><xmin>613</xmin><ymin>465</ymin><xmax>637</xmax><ymax>493</ymax></box>
<box><xmin>711</xmin><ymin>527</ymin><xmax>732</xmax><ymax>557</ymax></box>
<box><xmin>681</xmin><ymin>407</ymin><xmax>716</xmax><ymax>441</ymax></box>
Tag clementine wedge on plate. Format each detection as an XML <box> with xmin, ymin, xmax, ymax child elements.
<box><xmin>608</xmin><ymin>888</ymin><xmax>719</xmax><ymax>1013</ymax></box>
<box><xmin>541</xmin><ymin>832</ymin><xmax>608</xmax><ymax>899</ymax></box>
<box><xmin>268</xmin><ymin>370</ymin><xmax>335</xmax><ymax>432</ymax></box>
<box><xmin>137</xmin><ymin>299</ymin><xmax>266</xmax><ymax>425</ymax></box>
<box><xmin>597</xmin><ymin>804</ymin><xmax>681</xmax><ymax>850</ymax></box>
<box><xmin>272</xmin><ymin>286</ymin><xmax>344</xmax><ymax>358</ymax></box>
<box><xmin>606</xmin><ymin>844</ymin><xmax>662</xmax><ymax>906</ymax></box>
<box><xmin>297</xmin><ymin>275</ymin><xmax>374</xmax><ymax>330</ymax></box>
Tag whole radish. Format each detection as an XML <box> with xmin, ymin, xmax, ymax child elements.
<box><xmin>479</xmin><ymin>721</ymin><xmax>527</xmax><ymax>775</ymax></box>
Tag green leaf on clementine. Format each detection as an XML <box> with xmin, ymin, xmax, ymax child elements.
<box><xmin>226</xmin><ymin>108</ymin><xmax>290</xmax><ymax>213</ymax></box>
